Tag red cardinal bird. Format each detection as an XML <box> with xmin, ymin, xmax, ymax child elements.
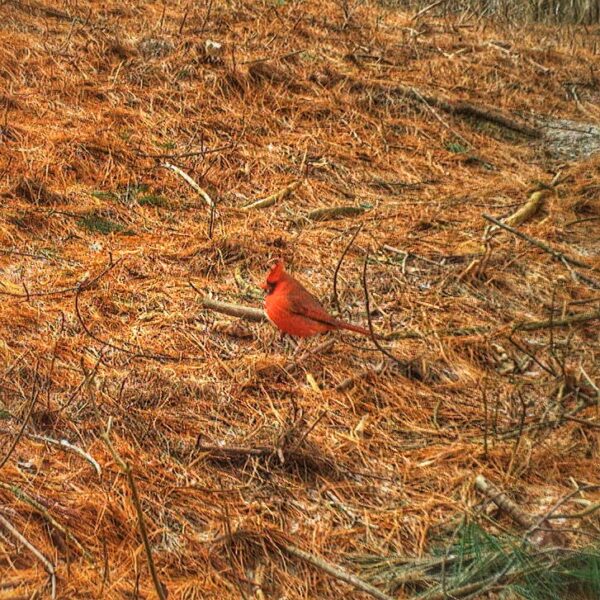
<box><xmin>261</xmin><ymin>259</ymin><xmax>371</xmax><ymax>338</ymax></box>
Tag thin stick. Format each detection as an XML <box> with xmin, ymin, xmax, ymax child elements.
<box><xmin>29</xmin><ymin>434</ymin><xmax>101</xmax><ymax>476</ymax></box>
<box><xmin>0</xmin><ymin>513</ymin><xmax>56</xmax><ymax>599</ymax></box>
<box><xmin>332</xmin><ymin>224</ymin><xmax>363</xmax><ymax>313</ymax></box>
<box><xmin>548</xmin><ymin>499</ymin><xmax>600</xmax><ymax>520</ymax></box>
<box><xmin>503</xmin><ymin>190</ymin><xmax>549</xmax><ymax>227</ymax></box>
<box><xmin>242</xmin><ymin>180</ymin><xmax>300</xmax><ymax>210</ymax></box>
<box><xmin>304</xmin><ymin>205</ymin><xmax>367</xmax><ymax>222</ymax></box>
<box><xmin>385</xmin><ymin>308</ymin><xmax>600</xmax><ymax>340</ymax></box>
<box><xmin>563</xmin><ymin>415</ymin><xmax>600</xmax><ymax>430</ymax></box>
<box><xmin>137</xmin><ymin>143</ymin><xmax>233</xmax><ymax>160</ymax></box>
<box><xmin>412</xmin><ymin>0</ymin><xmax>449</xmax><ymax>21</ymax></box>
<box><xmin>526</xmin><ymin>485</ymin><xmax>600</xmax><ymax>531</ymax></box>
<box><xmin>191</xmin><ymin>286</ymin><xmax>266</xmax><ymax>322</ymax></box>
<box><xmin>481</xmin><ymin>381</ymin><xmax>489</xmax><ymax>459</ymax></box>
<box><xmin>178</xmin><ymin>1</ymin><xmax>191</xmax><ymax>35</ymax></box>
<box><xmin>199</xmin><ymin>0</ymin><xmax>214</xmax><ymax>32</ymax></box>
<box><xmin>361</xmin><ymin>252</ymin><xmax>421</xmax><ymax>378</ymax></box>
<box><xmin>483</xmin><ymin>213</ymin><xmax>598</xmax><ymax>272</ymax></box>
<box><xmin>161</xmin><ymin>162</ymin><xmax>214</xmax><ymax>207</ymax></box>
<box><xmin>335</xmin><ymin>362</ymin><xmax>385</xmax><ymax>392</ymax></box>
<box><xmin>0</xmin><ymin>426</ymin><xmax>101</xmax><ymax>475</ymax></box>
<box><xmin>0</xmin><ymin>481</ymin><xmax>92</xmax><ymax>561</ymax></box>
<box><xmin>195</xmin><ymin>444</ymin><xmax>271</xmax><ymax>458</ymax></box>
<box><xmin>516</xmin><ymin>309</ymin><xmax>600</xmax><ymax>331</ymax></box>
<box><xmin>374</xmin><ymin>82</ymin><xmax>540</xmax><ymax>138</ymax></box>
<box><xmin>282</xmin><ymin>543</ymin><xmax>395</xmax><ymax>600</ymax></box>
<box><xmin>75</xmin><ymin>282</ymin><xmax>180</xmax><ymax>362</ymax></box>
<box><xmin>411</xmin><ymin>87</ymin><xmax>470</xmax><ymax>146</ymax></box>
<box><xmin>0</xmin><ymin>257</ymin><xmax>121</xmax><ymax>299</ymax></box>
<box><xmin>474</xmin><ymin>475</ymin><xmax>535</xmax><ymax>528</ymax></box>
<box><xmin>284</xmin><ymin>339</ymin><xmax>335</xmax><ymax>373</ymax></box>
<box><xmin>382</xmin><ymin>244</ymin><xmax>443</xmax><ymax>267</ymax></box>
<box><xmin>242</xmin><ymin>49</ymin><xmax>306</xmax><ymax>65</ymax></box>
<box><xmin>101</xmin><ymin>419</ymin><xmax>167</xmax><ymax>600</ymax></box>
<box><xmin>0</xmin><ymin>368</ymin><xmax>39</xmax><ymax>472</ymax></box>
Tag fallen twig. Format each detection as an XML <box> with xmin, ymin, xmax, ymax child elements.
<box><xmin>284</xmin><ymin>339</ymin><xmax>335</xmax><ymax>373</ymax></box>
<box><xmin>547</xmin><ymin>496</ymin><xmax>600</xmax><ymax>520</ymax></box>
<box><xmin>523</xmin><ymin>484</ymin><xmax>599</xmax><ymax>546</ymax></box>
<box><xmin>367</xmin><ymin>82</ymin><xmax>541</xmax><ymax>138</ymax></box>
<box><xmin>242</xmin><ymin>180</ymin><xmax>300</xmax><ymax>210</ymax></box>
<box><xmin>101</xmin><ymin>418</ymin><xmax>167</xmax><ymax>600</ymax></box>
<box><xmin>0</xmin><ymin>513</ymin><xmax>56</xmax><ymax>599</ymax></box>
<box><xmin>28</xmin><ymin>433</ymin><xmax>101</xmax><ymax>476</ymax></box>
<box><xmin>475</xmin><ymin>475</ymin><xmax>568</xmax><ymax>548</ymax></box>
<box><xmin>75</xmin><ymin>278</ymin><xmax>183</xmax><ymax>362</ymax></box>
<box><xmin>303</xmin><ymin>205</ymin><xmax>368</xmax><ymax>222</ymax></box>
<box><xmin>335</xmin><ymin>362</ymin><xmax>385</xmax><ymax>392</ymax></box>
<box><xmin>161</xmin><ymin>162</ymin><xmax>214</xmax><ymax>208</ymax></box>
<box><xmin>0</xmin><ymin>366</ymin><xmax>39</xmax><ymax>472</ymax></box>
<box><xmin>362</xmin><ymin>253</ymin><xmax>423</xmax><ymax>380</ymax></box>
<box><xmin>382</xmin><ymin>244</ymin><xmax>445</xmax><ymax>268</ymax></box>
<box><xmin>503</xmin><ymin>190</ymin><xmax>550</xmax><ymax>228</ymax></box>
<box><xmin>385</xmin><ymin>308</ymin><xmax>600</xmax><ymax>340</ymax></box>
<box><xmin>483</xmin><ymin>213</ymin><xmax>598</xmax><ymax>272</ymax></box>
<box><xmin>195</xmin><ymin>444</ymin><xmax>271</xmax><ymax>458</ymax></box>
<box><xmin>513</xmin><ymin>308</ymin><xmax>600</xmax><ymax>331</ymax></box>
<box><xmin>474</xmin><ymin>475</ymin><xmax>535</xmax><ymax>528</ymax></box>
<box><xmin>192</xmin><ymin>288</ymin><xmax>266</xmax><ymax>322</ymax></box>
<box><xmin>563</xmin><ymin>415</ymin><xmax>600</xmax><ymax>430</ymax></box>
<box><xmin>0</xmin><ymin>257</ymin><xmax>121</xmax><ymax>299</ymax></box>
<box><xmin>333</xmin><ymin>224</ymin><xmax>364</xmax><ymax>313</ymax></box>
<box><xmin>0</xmin><ymin>426</ymin><xmax>101</xmax><ymax>475</ymax></box>
<box><xmin>412</xmin><ymin>0</ymin><xmax>450</xmax><ymax>21</ymax></box>
<box><xmin>494</xmin><ymin>395</ymin><xmax>598</xmax><ymax>441</ymax></box>
<box><xmin>0</xmin><ymin>481</ymin><xmax>92</xmax><ymax>561</ymax></box>
<box><xmin>282</xmin><ymin>542</ymin><xmax>395</xmax><ymax>600</ymax></box>
<box><xmin>137</xmin><ymin>143</ymin><xmax>233</xmax><ymax>160</ymax></box>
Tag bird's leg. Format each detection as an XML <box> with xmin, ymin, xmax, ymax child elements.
<box><xmin>290</xmin><ymin>337</ymin><xmax>303</xmax><ymax>358</ymax></box>
<box><xmin>277</xmin><ymin>332</ymin><xmax>300</xmax><ymax>356</ymax></box>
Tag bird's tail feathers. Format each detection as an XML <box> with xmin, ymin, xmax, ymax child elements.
<box><xmin>338</xmin><ymin>321</ymin><xmax>379</xmax><ymax>338</ymax></box>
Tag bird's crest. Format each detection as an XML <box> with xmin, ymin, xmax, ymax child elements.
<box><xmin>265</xmin><ymin>259</ymin><xmax>285</xmax><ymax>284</ymax></box>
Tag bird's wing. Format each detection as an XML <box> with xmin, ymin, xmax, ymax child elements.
<box><xmin>287</xmin><ymin>288</ymin><xmax>339</xmax><ymax>326</ymax></box>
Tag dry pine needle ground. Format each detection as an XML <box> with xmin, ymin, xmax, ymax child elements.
<box><xmin>0</xmin><ymin>0</ymin><xmax>599</xmax><ymax>598</ymax></box>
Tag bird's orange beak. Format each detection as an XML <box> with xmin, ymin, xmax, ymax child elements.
<box><xmin>259</xmin><ymin>281</ymin><xmax>268</xmax><ymax>291</ymax></box>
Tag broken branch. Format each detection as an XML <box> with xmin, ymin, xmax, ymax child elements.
<box><xmin>242</xmin><ymin>180</ymin><xmax>300</xmax><ymax>210</ymax></box>
<box><xmin>101</xmin><ymin>418</ymin><xmax>167</xmax><ymax>600</ymax></box>
<box><xmin>0</xmin><ymin>481</ymin><xmax>92</xmax><ymax>561</ymax></box>
<box><xmin>304</xmin><ymin>205</ymin><xmax>367</xmax><ymax>222</ymax></box>
<box><xmin>191</xmin><ymin>286</ymin><xmax>266</xmax><ymax>322</ymax></box>
<box><xmin>503</xmin><ymin>190</ymin><xmax>550</xmax><ymax>228</ymax></box>
<box><xmin>483</xmin><ymin>213</ymin><xmax>598</xmax><ymax>272</ymax></box>
<box><xmin>161</xmin><ymin>162</ymin><xmax>214</xmax><ymax>208</ymax></box>
<box><xmin>282</xmin><ymin>542</ymin><xmax>395</xmax><ymax>600</ymax></box>
<box><xmin>368</xmin><ymin>82</ymin><xmax>541</xmax><ymax>138</ymax></box>
<box><xmin>474</xmin><ymin>475</ymin><xmax>535</xmax><ymax>528</ymax></box>
<box><xmin>385</xmin><ymin>309</ymin><xmax>600</xmax><ymax>340</ymax></box>
<box><xmin>0</xmin><ymin>513</ymin><xmax>56</xmax><ymax>599</ymax></box>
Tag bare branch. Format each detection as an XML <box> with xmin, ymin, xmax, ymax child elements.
<box><xmin>282</xmin><ymin>543</ymin><xmax>395</xmax><ymax>600</ymax></box>
<box><xmin>0</xmin><ymin>513</ymin><xmax>56</xmax><ymax>599</ymax></box>
<box><xmin>101</xmin><ymin>418</ymin><xmax>167</xmax><ymax>600</ymax></box>
<box><xmin>161</xmin><ymin>162</ymin><xmax>214</xmax><ymax>207</ymax></box>
<box><xmin>191</xmin><ymin>285</ymin><xmax>266</xmax><ymax>322</ymax></box>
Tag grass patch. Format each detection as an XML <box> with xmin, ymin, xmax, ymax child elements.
<box><xmin>139</xmin><ymin>194</ymin><xmax>169</xmax><ymax>207</ymax></box>
<box><xmin>91</xmin><ymin>190</ymin><xmax>118</xmax><ymax>201</ymax></box>
<box><xmin>446</xmin><ymin>141</ymin><xmax>469</xmax><ymax>153</ymax></box>
<box><xmin>77</xmin><ymin>212</ymin><xmax>126</xmax><ymax>235</ymax></box>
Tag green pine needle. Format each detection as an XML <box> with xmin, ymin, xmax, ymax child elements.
<box><xmin>351</xmin><ymin>520</ymin><xmax>600</xmax><ymax>599</ymax></box>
